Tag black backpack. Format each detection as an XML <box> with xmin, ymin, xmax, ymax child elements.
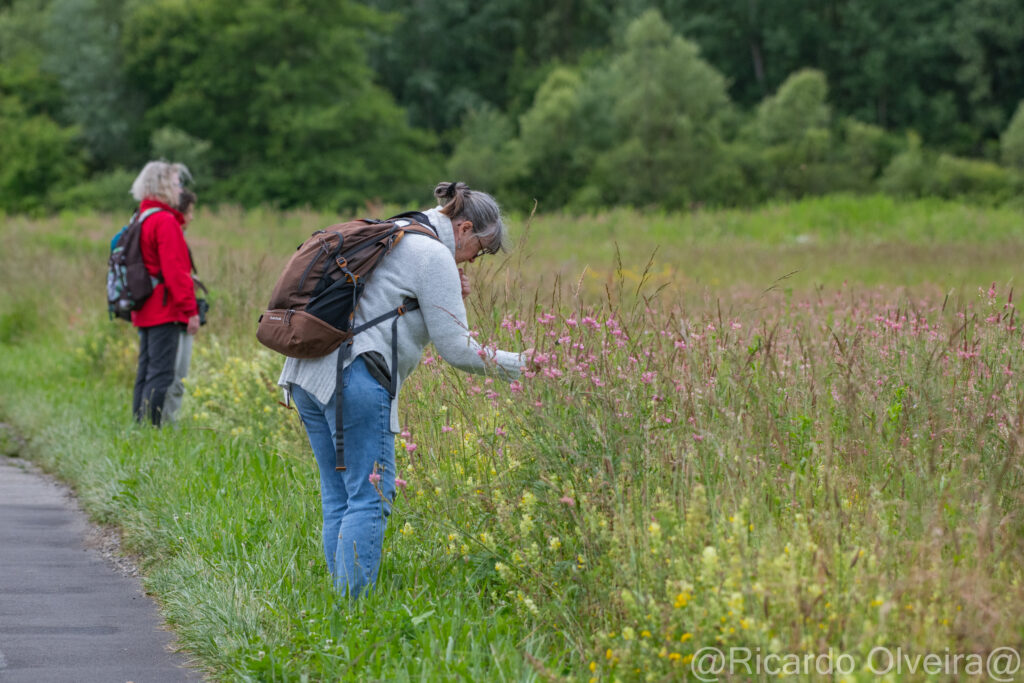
<box><xmin>107</xmin><ymin>208</ymin><xmax>164</xmax><ymax>320</ymax></box>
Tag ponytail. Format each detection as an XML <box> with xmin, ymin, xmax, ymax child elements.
<box><xmin>432</xmin><ymin>181</ymin><xmax>507</xmax><ymax>254</ymax></box>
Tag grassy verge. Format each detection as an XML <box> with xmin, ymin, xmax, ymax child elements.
<box><xmin>0</xmin><ymin>333</ymin><xmax>554</xmax><ymax>680</ymax></box>
<box><xmin>2</xmin><ymin>195</ymin><xmax>1023</xmax><ymax>680</ymax></box>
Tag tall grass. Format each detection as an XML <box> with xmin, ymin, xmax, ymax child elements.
<box><xmin>1</xmin><ymin>195</ymin><xmax>1022</xmax><ymax>680</ymax></box>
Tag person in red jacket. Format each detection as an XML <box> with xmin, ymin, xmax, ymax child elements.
<box><xmin>129</xmin><ymin>161</ymin><xmax>200</xmax><ymax>426</ymax></box>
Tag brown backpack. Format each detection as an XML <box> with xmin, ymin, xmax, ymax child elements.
<box><xmin>257</xmin><ymin>211</ymin><xmax>439</xmax><ymax>470</ymax></box>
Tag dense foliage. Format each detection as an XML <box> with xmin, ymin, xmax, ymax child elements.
<box><xmin>1</xmin><ymin>0</ymin><xmax>1023</xmax><ymax>212</ymax></box>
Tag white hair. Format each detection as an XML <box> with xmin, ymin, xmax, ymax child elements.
<box><xmin>434</xmin><ymin>181</ymin><xmax>508</xmax><ymax>253</ymax></box>
<box><xmin>130</xmin><ymin>161</ymin><xmax>191</xmax><ymax>204</ymax></box>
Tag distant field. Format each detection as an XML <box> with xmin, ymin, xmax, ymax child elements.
<box><xmin>2</xmin><ymin>195</ymin><xmax>1022</xmax><ymax>680</ymax></box>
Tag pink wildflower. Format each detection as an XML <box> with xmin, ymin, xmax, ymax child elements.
<box><xmin>495</xmin><ymin>427</ymin><xmax>507</xmax><ymax>437</ymax></box>
<box><xmin>559</xmin><ymin>496</ymin><xmax>575</xmax><ymax>506</ymax></box>
<box><xmin>441</xmin><ymin>425</ymin><xmax>454</xmax><ymax>433</ymax></box>
<box><xmin>395</xmin><ymin>477</ymin><xmax>407</xmax><ymax>490</ymax></box>
<box><xmin>566</xmin><ymin>317</ymin><xmax>578</xmax><ymax>327</ymax></box>
<box><xmin>989</xmin><ymin>282</ymin><xmax>997</xmax><ymax>298</ymax></box>
<box><xmin>368</xmin><ymin>472</ymin><xmax>381</xmax><ymax>484</ymax></box>
<box><xmin>405</xmin><ymin>442</ymin><xmax>418</xmax><ymax>454</ymax></box>
<box><xmin>641</xmin><ymin>371</ymin><xmax>656</xmax><ymax>384</ymax></box>
<box><xmin>692</xmin><ymin>433</ymin><xmax>704</xmax><ymax>442</ymax></box>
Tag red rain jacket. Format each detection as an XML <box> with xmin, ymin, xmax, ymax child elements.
<box><xmin>130</xmin><ymin>199</ymin><xmax>198</xmax><ymax>328</ymax></box>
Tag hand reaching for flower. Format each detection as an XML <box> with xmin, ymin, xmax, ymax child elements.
<box><xmin>520</xmin><ymin>347</ymin><xmax>541</xmax><ymax>373</ymax></box>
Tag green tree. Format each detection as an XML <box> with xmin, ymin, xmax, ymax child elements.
<box><xmin>585</xmin><ymin>10</ymin><xmax>731</xmax><ymax>208</ymax></box>
<box><xmin>123</xmin><ymin>0</ymin><xmax>436</xmax><ymax>208</ymax></box>
<box><xmin>754</xmin><ymin>69</ymin><xmax>829</xmax><ymax>146</ymax></box>
<box><xmin>364</xmin><ymin>0</ymin><xmax>619</xmax><ymax>134</ymax></box>
<box><xmin>516</xmin><ymin>67</ymin><xmax>590</xmax><ymax>208</ymax></box>
<box><xmin>951</xmin><ymin>0</ymin><xmax>1024</xmax><ymax>148</ymax></box>
<box><xmin>655</xmin><ymin>0</ymin><xmax>1023</xmax><ymax>153</ymax></box>
<box><xmin>0</xmin><ymin>0</ymin><xmax>63</xmax><ymax>117</ymax></box>
<box><xmin>447</xmin><ymin>106</ymin><xmax>527</xmax><ymax>203</ymax></box>
<box><xmin>43</xmin><ymin>0</ymin><xmax>141</xmax><ymax>168</ymax></box>
<box><xmin>0</xmin><ymin>95</ymin><xmax>85</xmax><ymax>212</ymax></box>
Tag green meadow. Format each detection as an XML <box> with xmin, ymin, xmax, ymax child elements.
<box><xmin>1</xmin><ymin>195</ymin><xmax>1023</xmax><ymax>681</ymax></box>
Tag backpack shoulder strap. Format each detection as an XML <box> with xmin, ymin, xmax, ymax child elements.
<box><xmin>138</xmin><ymin>207</ymin><xmax>165</xmax><ymax>224</ymax></box>
<box><xmin>387</xmin><ymin>211</ymin><xmax>439</xmax><ymax>238</ymax></box>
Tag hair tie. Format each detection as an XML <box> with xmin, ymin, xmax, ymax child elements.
<box><xmin>448</xmin><ymin>182</ymin><xmax>460</xmax><ymax>199</ymax></box>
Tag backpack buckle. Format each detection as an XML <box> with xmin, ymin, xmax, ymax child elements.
<box><xmin>397</xmin><ymin>304</ymin><xmax>407</xmax><ymax>316</ymax></box>
<box><xmin>335</xmin><ymin>256</ymin><xmax>347</xmax><ymax>269</ymax></box>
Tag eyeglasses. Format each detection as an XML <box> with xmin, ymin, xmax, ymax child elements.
<box><xmin>469</xmin><ymin>233</ymin><xmax>499</xmax><ymax>260</ymax></box>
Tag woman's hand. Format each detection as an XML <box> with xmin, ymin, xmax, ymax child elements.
<box><xmin>187</xmin><ymin>315</ymin><xmax>200</xmax><ymax>335</ymax></box>
<box><xmin>459</xmin><ymin>268</ymin><xmax>471</xmax><ymax>298</ymax></box>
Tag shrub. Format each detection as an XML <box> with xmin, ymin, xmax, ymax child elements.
<box><xmin>878</xmin><ymin>134</ymin><xmax>930</xmax><ymax>198</ymax></box>
<box><xmin>48</xmin><ymin>168</ymin><xmax>138</xmax><ymax>213</ymax></box>
<box><xmin>0</xmin><ymin>97</ymin><xmax>86</xmax><ymax>213</ymax></box>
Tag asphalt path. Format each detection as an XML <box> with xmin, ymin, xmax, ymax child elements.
<box><xmin>0</xmin><ymin>455</ymin><xmax>201</xmax><ymax>682</ymax></box>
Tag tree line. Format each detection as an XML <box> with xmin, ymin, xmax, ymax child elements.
<box><xmin>2</xmin><ymin>0</ymin><xmax>1023</xmax><ymax>214</ymax></box>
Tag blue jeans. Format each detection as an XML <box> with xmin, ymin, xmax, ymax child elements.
<box><xmin>290</xmin><ymin>356</ymin><xmax>396</xmax><ymax>598</ymax></box>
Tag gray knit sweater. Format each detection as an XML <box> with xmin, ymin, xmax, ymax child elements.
<box><xmin>277</xmin><ymin>207</ymin><xmax>523</xmax><ymax>432</ymax></box>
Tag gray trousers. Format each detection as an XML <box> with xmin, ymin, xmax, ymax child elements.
<box><xmin>162</xmin><ymin>331</ymin><xmax>194</xmax><ymax>424</ymax></box>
